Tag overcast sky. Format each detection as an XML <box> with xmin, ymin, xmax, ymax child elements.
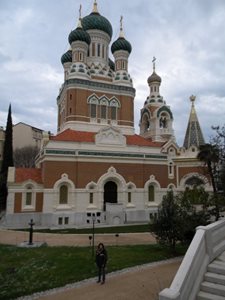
<box><xmin>0</xmin><ymin>0</ymin><xmax>225</xmax><ymax>146</ymax></box>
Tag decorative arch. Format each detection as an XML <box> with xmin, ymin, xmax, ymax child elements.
<box><xmin>144</xmin><ymin>175</ymin><xmax>161</xmax><ymax>190</ymax></box>
<box><xmin>87</xmin><ymin>93</ymin><xmax>99</xmax><ymax>104</ymax></box>
<box><xmin>167</xmin><ymin>183</ymin><xmax>176</xmax><ymax>190</ymax></box>
<box><xmin>140</xmin><ymin>109</ymin><xmax>151</xmax><ymax>133</ymax></box>
<box><xmin>53</xmin><ymin>173</ymin><xmax>75</xmax><ymax>190</ymax></box>
<box><xmin>99</xmin><ymin>96</ymin><xmax>109</xmax><ymax>106</ymax></box>
<box><xmin>97</xmin><ymin>167</ymin><xmax>127</xmax><ymax>191</ymax></box>
<box><xmin>144</xmin><ymin>175</ymin><xmax>161</xmax><ymax>204</ymax></box>
<box><xmin>109</xmin><ymin>97</ymin><xmax>121</xmax><ymax>108</ymax></box>
<box><xmin>53</xmin><ymin>173</ymin><xmax>75</xmax><ymax>207</ymax></box>
<box><xmin>179</xmin><ymin>172</ymin><xmax>210</xmax><ymax>188</ymax></box>
<box><xmin>157</xmin><ymin>106</ymin><xmax>173</xmax><ymax>119</ymax></box>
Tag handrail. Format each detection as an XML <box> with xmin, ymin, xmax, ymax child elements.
<box><xmin>159</xmin><ymin>219</ymin><xmax>225</xmax><ymax>300</ymax></box>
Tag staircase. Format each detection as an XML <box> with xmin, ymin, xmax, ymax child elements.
<box><xmin>197</xmin><ymin>251</ymin><xmax>225</xmax><ymax>299</ymax></box>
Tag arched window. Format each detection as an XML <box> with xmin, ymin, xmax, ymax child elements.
<box><xmin>26</xmin><ymin>186</ymin><xmax>32</xmax><ymax>206</ymax></box>
<box><xmin>111</xmin><ymin>106</ymin><xmax>117</xmax><ymax>120</ymax></box>
<box><xmin>59</xmin><ymin>185</ymin><xmax>68</xmax><ymax>204</ymax></box>
<box><xmin>185</xmin><ymin>176</ymin><xmax>204</xmax><ymax>186</ymax></box>
<box><xmin>97</xmin><ymin>44</ymin><xmax>101</xmax><ymax>57</ymax></box>
<box><xmin>90</xmin><ymin>103</ymin><xmax>97</xmax><ymax>118</ymax></box>
<box><xmin>101</xmin><ymin>104</ymin><xmax>107</xmax><ymax>119</ymax></box>
<box><xmin>148</xmin><ymin>185</ymin><xmax>155</xmax><ymax>202</ymax></box>
<box><xmin>89</xmin><ymin>192</ymin><xmax>93</xmax><ymax>204</ymax></box>
<box><xmin>92</xmin><ymin>43</ymin><xmax>95</xmax><ymax>56</ymax></box>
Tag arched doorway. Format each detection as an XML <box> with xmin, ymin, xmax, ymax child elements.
<box><xmin>104</xmin><ymin>181</ymin><xmax>117</xmax><ymax>211</ymax></box>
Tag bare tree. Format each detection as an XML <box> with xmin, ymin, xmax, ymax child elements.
<box><xmin>14</xmin><ymin>146</ymin><xmax>39</xmax><ymax>168</ymax></box>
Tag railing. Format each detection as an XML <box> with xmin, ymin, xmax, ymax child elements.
<box><xmin>159</xmin><ymin>219</ymin><xmax>225</xmax><ymax>300</ymax></box>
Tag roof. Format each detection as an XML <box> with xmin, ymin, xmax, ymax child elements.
<box><xmin>15</xmin><ymin>168</ymin><xmax>42</xmax><ymax>184</ymax></box>
<box><xmin>183</xmin><ymin>100</ymin><xmax>205</xmax><ymax>149</ymax></box>
<box><xmin>51</xmin><ymin>129</ymin><xmax>163</xmax><ymax>148</ymax></box>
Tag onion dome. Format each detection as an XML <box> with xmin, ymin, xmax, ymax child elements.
<box><xmin>147</xmin><ymin>57</ymin><xmax>161</xmax><ymax>84</ymax></box>
<box><xmin>111</xmin><ymin>16</ymin><xmax>131</xmax><ymax>54</ymax></box>
<box><xmin>147</xmin><ymin>71</ymin><xmax>161</xmax><ymax>84</ymax></box>
<box><xmin>68</xmin><ymin>25</ymin><xmax>91</xmax><ymax>45</ymax></box>
<box><xmin>81</xmin><ymin>1</ymin><xmax>113</xmax><ymax>39</ymax></box>
<box><xmin>61</xmin><ymin>49</ymin><xmax>72</xmax><ymax>64</ymax></box>
<box><xmin>111</xmin><ymin>37</ymin><xmax>132</xmax><ymax>54</ymax></box>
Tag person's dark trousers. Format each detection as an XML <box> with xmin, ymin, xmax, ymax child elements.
<box><xmin>98</xmin><ymin>266</ymin><xmax>105</xmax><ymax>283</ymax></box>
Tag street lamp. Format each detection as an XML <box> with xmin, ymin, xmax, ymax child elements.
<box><xmin>92</xmin><ymin>213</ymin><xmax>96</xmax><ymax>257</ymax></box>
<box><xmin>28</xmin><ymin>219</ymin><xmax>35</xmax><ymax>245</ymax></box>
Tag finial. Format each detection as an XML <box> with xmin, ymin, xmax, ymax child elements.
<box><xmin>92</xmin><ymin>0</ymin><xmax>98</xmax><ymax>13</ymax></box>
<box><xmin>79</xmin><ymin>4</ymin><xmax>82</xmax><ymax>19</ymax></box>
<box><xmin>77</xmin><ymin>4</ymin><xmax>82</xmax><ymax>28</ymax></box>
<box><xmin>190</xmin><ymin>95</ymin><xmax>196</xmax><ymax>106</ymax></box>
<box><xmin>119</xmin><ymin>16</ymin><xmax>125</xmax><ymax>38</ymax></box>
<box><xmin>152</xmin><ymin>56</ymin><xmax>156</xmax><ymax>72</ymax></box>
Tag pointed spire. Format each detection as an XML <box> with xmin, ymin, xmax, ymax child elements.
<box><xmin>92</xmin><ymin>0</ymin><xmax>99</xmax><ymax>13</ymax></box>
<box><xmin>119</xmin><ymin>16</ymin><xmax>125</xmax><ymax>38</ymax></box>
<box><xmin>183</xmin><ymin>95</ymin><xmax>205</xmax><ymax>149</ymax></box>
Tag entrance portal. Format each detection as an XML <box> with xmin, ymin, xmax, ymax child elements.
<box><xmin>104</xmin><ymin>181</ymin><xmax>117</xmax><ymax>211</ymax></box>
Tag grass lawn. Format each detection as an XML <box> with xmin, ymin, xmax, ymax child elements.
<box><xmin>0</xmin><ymin>243</ymin><xmax>186</xmax><ymax>299</ymax></box>
<box><xmin>18</xmin><ymin>224</ymin><xmax>150</xmax><ymax>234</ymax></box>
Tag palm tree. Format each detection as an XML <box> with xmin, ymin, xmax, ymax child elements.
<box><xmin>197</xmin><ymin>143</ymin><xmax>220</xmax><ymax>219</ymax></box>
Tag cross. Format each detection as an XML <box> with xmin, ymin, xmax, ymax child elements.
<box><xmin>120</xmin><ymin>15</ymin><xmax>123</xmax><ymax>31</ymax></box>
<box><xmin>152</xmin><ymin>56</ymin><xmax>156</xmax><ymax>71</ymax></box>
<box><xmin>79</xmin><ymin>4</ymin><xmax>82</xmax><ymax>19</ymax></box>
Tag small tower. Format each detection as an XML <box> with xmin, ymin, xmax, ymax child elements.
<box><xmin>183</xmin><ymin>95</ymin><xmax>205</xmax><ymax>149</ymax></box>
<box><xmin>139</xmin><ymin>58</ymin><xmax>175</xmax><ymax>142</ymax></box>
<box><xmin>111</xmin><ymin>16</ymin><xmax>133</xmax><ymax>86</ymax></box>
<box><xmin>67</xmin><ymin>5</ymin><xmax>91</xmax><ymax>79</ymax></box>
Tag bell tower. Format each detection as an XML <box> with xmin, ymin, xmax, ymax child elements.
<box><xmin>139</xmin><ymin>58</ymin><xmax>175</xmax><ymax>142</ymax></box>
<box><xmin>57</xmin><ymin>2</ymin><xmax>135</xmax><ymax>136</ymax></box>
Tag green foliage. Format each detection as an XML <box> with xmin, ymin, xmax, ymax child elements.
<box><xmin>151</xmin><ymin>191</ymin><xmax>182</xmax><ymax>252</ymax></box>
<box><xmin>151</xmin><ymin>188</ymin><xmax>211</xmax><ymax>252</ymax></box>
<box><xmin>0</xmin><ymin>104</ymin><xmax>13</xmax><ymax>211</ymax></box>
<box><xmin>0</xmin><ymin>244</ymin><xmax>186</xmax><ymax>299</ymax></box>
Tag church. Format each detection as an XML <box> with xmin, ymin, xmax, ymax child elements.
<box><xmin>5</xmin><ymin>1</ymin><xmax>210</xmax><ymax>228</ymax></box>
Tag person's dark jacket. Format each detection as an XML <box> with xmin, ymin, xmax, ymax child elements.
<box><xmin>96</xmin><ymin>248</ymin><xmax>108</xmax><ymax>267</ymax></box>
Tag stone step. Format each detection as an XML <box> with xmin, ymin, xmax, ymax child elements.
<box><xmin>205</xmin><ymin>272</ymin><xmax>225</xmax><ymax>285</ymax></box>
<box><xmin>201</xmin><ymin>281</ymin><xmax>225</xmax><ymax>297</ymax></box>
<box><xmin>208</xmin><ymin>263</ymin><xmax>225</xmax><ymax>276</ymax></box>
<box><xmin>216</xmin><ymin>253</ymin><xmax>225</xmax><ymax>262</ymax></box>
<box><xmin>197</xmin><ymin>291</ymin><xmax>225</xmax><ymax>300</ymax></box>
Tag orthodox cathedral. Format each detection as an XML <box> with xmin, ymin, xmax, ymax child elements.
<box><xmin>5</xmin><ymin>1</ymin><xmax>209</xmax><ymax>228</ymax></box>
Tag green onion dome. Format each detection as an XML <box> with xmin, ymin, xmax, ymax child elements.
<box><xmin>82</xmin><ymin>12</ymin><xmax>113</xmax><ymax>39</ymax></box>
<box><xmin>61</xmin><ymin>49</ymin><xmax>72</xmax><ymax>64</ymax></box>
<box><xmin>111</xmin><ymin>37</ymin><xmax>132</xmax><ymax>54</ymax></box>
<box><xmin>147</xmin><ymin>71</ymin><xmax>161</xmax><ymax>84</ymax></box>
<box><xmin>68</xmin><ymin>26</ymin><xmax>91</xmax><ymax>45</ymax></box>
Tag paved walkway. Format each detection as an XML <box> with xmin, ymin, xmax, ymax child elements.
<box><xmin>0</xmin><ymin>229</ymin><xmax>181</xmax><ymax>300</ymax></box>
<box><xmin>20</xmin><ymin>258</ymin><xmax>181</xmax><ymax>300</ymax></box>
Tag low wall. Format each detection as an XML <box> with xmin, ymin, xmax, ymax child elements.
<box><xmin>159</xmin><ymin>219</ymin><xmax>225</xmax><ymax>300</ymax></box>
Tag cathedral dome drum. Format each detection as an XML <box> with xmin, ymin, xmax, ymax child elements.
<box><xmin>111</xmin><ymin>37</ymin><xmax>132</xmax><ymax>54</ymax></box>
<box><xmin>68</xmin><ymin>26</ymin><xmax>91</xmax><ymax>45</ymax></box>
<box><xmin>81</xmin><ymin>12</ymin><xmax>113</xmax><ymax>39</ymax></box>
<box><xmin>61</xmin><ymin>49</ymin><xmax>72</xmax><ymax>64</ymax></box>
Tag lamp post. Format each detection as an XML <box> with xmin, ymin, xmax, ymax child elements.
<box><xmin>28</xmin><ymin>219</ymin><xmax>35</xmax><ymax>245</ymax></box>
<box><xmin>92</xmin><ymin>213</ymin><xmax>96</xmax><ymax>257</ymax></box>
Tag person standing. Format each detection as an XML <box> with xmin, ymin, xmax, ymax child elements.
<box><xmin>96</xmin><ymin>243</ymin><xmax>108</xmax><ymax>284</ymax></box>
